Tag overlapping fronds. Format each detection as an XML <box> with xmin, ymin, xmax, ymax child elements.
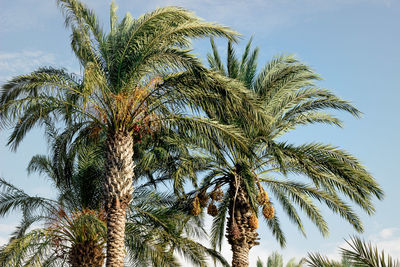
<box><xmin>0</xmin><ymin>170</ymin><xmax>228</xmax><ymax>267</ymax></box>
<box><xmin>0</xmin><ymin>118</ymin><xmax>232</xmax><ymax>266</ymax></box>
<box><xmin>305</xmin><ymin>253</ymin><xmax>341</xmax><ymax>267</ymax></box>
<box><xmin>306</xmin><ymin>236</ymin><xmax>400</xmax><ymax>267</ymax></box>
<box><xmin>0</xmin><ymin>229</ymin><xmax>60</xmax><ymax>267</ymax></box>
<box><xmin>1</xmin><ymin>0</ymin><xmax>242</xmax><ymax>152</ymax></box>
<box><xmin>125</xmin><ymin>187</ymin><xmax>230</xmax><ymax>266</ymax></box>
<box><xmin>0</xmin><ymin>177</ymin><xmax>56</xmax><ymax>219</ymax></box>
<box><xmin>341</xmin><ymin>237</ymin><xmax>399</xmax><ymax>267</ymax></box>
<box><xmin>201</xmin><ymin>38</ymin><xmax>383</xmax><ymax>255</ymax></box>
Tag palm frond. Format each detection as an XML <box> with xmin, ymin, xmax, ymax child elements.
<box><xmin>341</xmin><ymin>236</ymin><xmax>400</xmax><ymax>267</ymax></box>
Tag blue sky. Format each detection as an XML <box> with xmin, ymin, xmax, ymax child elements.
<box><xmin>1</xmin><ymin>0</ymin><xmax>400</xmax><ymax>265</ymax></box>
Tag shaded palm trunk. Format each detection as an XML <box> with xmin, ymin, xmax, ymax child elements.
<box><xmin>69</xmin><ymin>241</ymin><xmax>105</xmax><ymax>267</ymax></box>
<box><xmin>104</xmin><ymin>130</ymin><xmax>134</xmax><ymax>267</ymax></box>
<box><xmin>227</xmin><ymin>172</ymin><xmax>260</xmax><ymax>267</ymax></box>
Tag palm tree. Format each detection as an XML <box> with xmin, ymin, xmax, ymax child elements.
<box><xmin>0</xmin><ymin>178</ymin><xmax>228</xmax><ymax>267</ymax></box>
<box><xmin>0</xmin><ymin>124</ymin><xmax>229</xmax><ymax>267</ymax></box>
<box><xmin>306</xmin><ymin>236</ymin><xmax>399</xmax><ymax>267</ymax></box>
<box><xmin>0</xmin><ymin>143</ymin><xmax>107</xmax><ymax>267</ymax></box>
<box><xmin>0</xmin><ymin>1</ymin><xmax>246</xmax><ymax>265</ymax></box>
<box><xmin>257</xmin><ymin>252</ymin><xmax>305</xmax><ymax>267</ymax></box>
<box><xmin>187</xmin><ymin>39</ymin><xmax>384</xmax><ymax>267</ymax></box>
<box><xmin>266</xmin><ymin>253</ymin><xmax>284</xmax><ymax>267</ymax></box>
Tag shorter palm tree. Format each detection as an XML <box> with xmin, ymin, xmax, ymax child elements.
<box><xmin>0</xmin><ymin>176</ymin><xmax>105</xmax><ymax>267</ymax></box>
<box><xmin>0</xmin><ymin>176</ymin><xmax>226</xmax><ymax>267</ymax></box>
<box><xmin>306</xmin><ymin>236</ymin><xmax>399</xmax><ymax>267</ymax></box>
<box><xmin>0</xmin><ymin>124</ymin><xmax>230</xmax><ymax>266</ymax></box>
<box><xmin>257</xmin><ymin>252</ymin><xmax>305</xmax><ymax>267</ymax></box>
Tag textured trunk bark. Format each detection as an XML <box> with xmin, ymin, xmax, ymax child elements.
<box><xmin>106</xmin><ymin>203</ymin><xmax>127</xmax><ymax>267</ymax></box>
<box><xmin>104</xmin><ymin>130</ymin><xmax>134</xmax><ymax>267</ymax></box>
<box><xmin>227</xmin><ymin>171</ymin><xmax>260</xmax><ymax>267</ymax></box>
<box><xmin>231</xmin><ymin>242</ymin><xmax>250</xmax><ymax>267</ymax></box>
<box><xmin>69</xmin><ymin>241</ymin><xmax>105</xmax><ymax>267</ymax></box>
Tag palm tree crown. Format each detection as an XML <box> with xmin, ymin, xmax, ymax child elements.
<box><xmin>187</xmin><ymin>38</ymin><xmax>384</xmax><ymax>267</ymax></box>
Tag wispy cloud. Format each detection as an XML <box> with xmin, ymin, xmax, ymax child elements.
<box><xmin>113</xmin><ymin>0</ymin><xmax>395</xmax><ymax>37</ymax></box>
<box><xmin>369</xmin><ymin>228</ymin><xmax>400</xmax><ymax>258</ymax></box>
<box><xmin>0</xmin><ymin>51</ymin><xmax>56</xmax><ymax>71</ymax></box>
<box><xmin>0</xmin><ymin>237</ymin><xmax>7</xmax><ymax>246</ymax></box>
<box><xmin>0</xmin><ymin>223</ymin><xmax>17</xmax><ymax>246</ymax></box>
<box><xmin>0</xmin><ymin>50</ymin><xmax>56</xmax><ymax>83</ymax></box>
<box><xmin>0</xmin><ymin>223</ymin><xmax>15</xmax><ymax>234</ymax></box>
<box><xmin>378</xmin><ymin>227</ymin><xmax>398</xmax><ymax>239</ymax></box>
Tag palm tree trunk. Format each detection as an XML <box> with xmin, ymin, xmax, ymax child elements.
<box><xmin>104</xmin><ymin>130</ymin><xmax>134</xmax><ymax>267</ymax></box>
<box><xmin>69</xmin><ymin>241</ymin><xmax>105</xmax><ymax>267</ymax></box>
<box><xmin>106</xmin><ymin>203</ymin><xmax>127</xmax><ymax>267</ymax></box>
<box><xmin>232</xmin><ymin>243</ymin><xmax>250</xmax><ymax>267</ymax></box>
<box><xmin>227</xmin><ymin>172</ymin><xmax>260</xmax><ymax>267</ymax></box>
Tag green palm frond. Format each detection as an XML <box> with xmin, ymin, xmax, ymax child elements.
<box><xmin>341</xmin><ymin>236</ymin><xmax>400</xmax><ymax>267</ymax></box>
<box><xmin>207</xmin><ymin>38</ymin><xmax>226</xmax><ymax>75</ymax></box>
<box><xmin>210</xmin><ymin>193</ymin><xmax>230</xmax><ymax>251</ymax></box>
<box><xmin>264</xmin><ymin>213</ymin><xmax>286</xmax><ymax>247</ymax></box>
<box><xmin>0</xmin><ymin>229</ymin><xmax>56</xmax><ymax>267</ymax></box>
<box><xmin>257</xmin><ymin>257</ymin><xmax>265</xmax><ymax>267</ymax></box>
<box><xmin>306</xmin><ymin>253</ymin><xmax>341</xmax><ymax>267</ymax></box>
<box><xmin>0</xmin><ymin>177</ymin><xmax>57</xmax><ymax>218</ymax></box>
<box><xmin>306</xmin><ymin>236</ymin><xmax>399</xmax><ymax>267</ymax></box>
<box><xmin>267</xmin><ymin>252</ymin><xmax>284</xmax><ymax>267</ymax></box>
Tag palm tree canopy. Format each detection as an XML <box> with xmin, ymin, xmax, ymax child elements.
<box><xmin>0</xmin><ymin>0</ymin><xmax>247</xmax><ymax>150</ymax></box>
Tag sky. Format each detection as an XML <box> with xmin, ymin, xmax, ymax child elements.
<box><xmin>0</xmin><ymin>0</ymin><xmax>400</xmax><ymax>265</ymax></box>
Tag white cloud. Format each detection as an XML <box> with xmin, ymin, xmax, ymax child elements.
<box><xmin>0</xmin><ymin>51</ymin><xmax>56</xmax><ymax>71</ymax></box>
<box><xmin>375</xmin><ymin>238</ymin><xmax>400</xmax><ymax>258</ymax></box>
<box><xmin>369</xmin><ymin>228</ymin><xmax>400</xmax><ymax>259</ymax></box>
<box><xmin>0</xmin><ymin>50</ymin><xmax>56</xmax><ymax>83</ymax></box>
<box><xmin>0</xmin><ymin>237</ymin><xmax>7</xmax><ymax>246</ymax></box>
<box><xmin>379</xmin><ymin>227</ymin><xmax>398</xmax><ymax>239</ymax></box>
<box><xmin>0</xmin><ymin>223</ymin><xmax>17</xmax><ymax>246</ymax></box>
<box><xmin>0</xmin><ymin>223</ymin><xmax>15</xmax><ymax>233</ymax></box>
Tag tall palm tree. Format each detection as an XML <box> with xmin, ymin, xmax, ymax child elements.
<box><xmin>0</xmin><ymin>124</ymin><xmax>229</xmax><ymax>267</ymax></box>
<box><xmin>188</xmin><ymin>39</ymin><xmax>384</xmax><ymax>267</ymax></box>
<box><xmin>0</xmin><ymin>1</ymin><xmax>247</xmax><ymax>265</ymax></box>
<box><xmin>306</xmin><ymin>236</ymin><xmax>399</xmax><ymax>267</ymax></box>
